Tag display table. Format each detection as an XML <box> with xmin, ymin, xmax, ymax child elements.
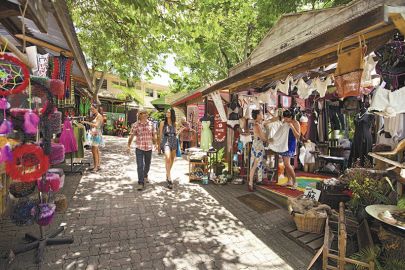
<box><xmin>189</xmin><ymin>156</ymin><xmax>208</xmax><ymax>181</ymax></box>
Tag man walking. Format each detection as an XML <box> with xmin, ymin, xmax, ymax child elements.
<box><xmin>127</xmin><ymin>110</ymin><xmax>157</xmax><ymax>191</ymax></box>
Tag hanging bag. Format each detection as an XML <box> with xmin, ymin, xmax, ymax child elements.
<box><xmin>335</xmin><ymin>36</ymin><xmax>367</xmax><ymax>98</ymax></box>
<box><xmin>176</xmin><ymin>137</ymin><xmax>182</xmax><ymax>157</ymax></box>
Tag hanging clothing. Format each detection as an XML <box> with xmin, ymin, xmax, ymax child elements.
<box><xmin>280</xmin><ymin>129</ymin><xmax>297</xmax><ymax>157</ymax></box>
<box><xmin>59</xmin><ymin>119</ymin><xmax>78</xmax><ymax>153</ymax></box>
<box><xmin>200</xmin><ymin>121</ymin><xmax>213</xmax><ymax>151</ymax></box>
<box><xmin>276</xmin><ymin>75</ymin><xmax>293</xmax><ymax>95</ymax></box>
<box><xmin>265</xmin><ymin>120</ymin><xmax>283</xmax><ymax>139</ymax></box>
<box><xmin>267</xmin><ymin>122</ymin><xmax>290</xmax><ymax>153</ymax></box>
<box><xmin>369</xmin><ymin>84</ymin><xmax>405</xmax><ymax>117</ymax></box>
<box><xmin>239</xmin><ymin>133</ymin><xmax>252</xmax><ymax>148</ymax></box>
<box><xmin>312</xmin><ymin>75</ymin><xmax>333</xmax><ymax>98</ymax></box>
<box><xmin>299</xmin><ymin>141</ymin><xmax>316</xmax><ymax>165</ymax></box>
<box><xmin>328</xmin><ymin>101</ymin><xmax>345</xmax><ymax>130</ymax></box>
<box><xmin>349</xmin><ymin>112</ymin><xmax>374</xmax><ymax>166</ymax></box>
<box><xmin>296</xmin><ymin>78</ymin><xmax>313</xmax><ymax>99</ymax></box>
<box><xmin>250</xmin><ymin>123</ymin><xmax>265</xmax><ymax>182</ymax></box>
<box><xmin>161</xmin><ymin>123</ymin><xmax>177</xmax><ymax>152</ymax></box>
<box><xmin>65</xmin><ymin>122</ymin><xmax>86</xmax><ymax>159</ymax></box>
<box><xmin>299</xmin><ymin>115</ymin><xmax>309</xmax><ymax>137</ymax></box>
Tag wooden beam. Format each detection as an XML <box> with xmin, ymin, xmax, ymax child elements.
<box><xmin>14</xmin><ymin>34</ymin><xmax>73</xmax><ymax>57</ymax></box>
<box><xmin>230</xmin><ymin>29</ymin><xmax>394</xmax><ymax>93</ymax></box>
<box><xmin>202</xmin><ymin>6</ymin><xmax>387</xmax><ymax>96</ymax></box>
<box><xmin>19</xmin><ymin>0</ymin><xmax>48</xmax><ymax>33</ymax></box>
<box><xmin>0</xmin><ymin>9</ymin><xmax>20</xmax><ymax>19</ymax></box>
<box><xmin>0</xmin><ymin>34</ymin><xmax>33</xmax><ymax>68</ymax></box>
<box><xmin>389</xmin><ymin>13</ymin><xmax>405</xmax><ymax>36</ymax></box>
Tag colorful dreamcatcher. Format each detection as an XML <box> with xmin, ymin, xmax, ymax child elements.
<box><xmin>0</xmin><ymin>53</ymin><xmax>30</xmax><ymax>96</ymax></box>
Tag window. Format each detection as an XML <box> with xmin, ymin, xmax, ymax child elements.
<box><xmin>96</xmin><ymin>78</ymin><xmax>107</xmax><ymax>89</ymax></box>
<box><xmin>120</xmin><ymin>82</ymin><xmax>127</xmax><ymax>87</ymax></box>
<box><xmin>112</xmin><ymin>81</ymin><xmax>120</xmax><ymax>86</ymax></box>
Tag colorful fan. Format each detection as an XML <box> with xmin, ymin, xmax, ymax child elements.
<box><xmin>0</xmin><ymin>53</ymin><xmax>30</xmax><ymax>96</ymax></box>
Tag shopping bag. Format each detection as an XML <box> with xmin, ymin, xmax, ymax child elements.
<box><xmin>176</xmin><ymin>138</ymin><xmax>182</xmax><ymax>157</ymax></box>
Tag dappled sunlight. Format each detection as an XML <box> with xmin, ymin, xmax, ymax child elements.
<box><xmin>0</xmin><ymin>136</ymin><xmax>305</xmax><ymax>269</ymax></box>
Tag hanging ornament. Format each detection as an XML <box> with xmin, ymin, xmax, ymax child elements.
<box><xmin>0</xmin><ymin>53</ymin><xmax>30</xmax><ymax>96</ymax></box>
<box><xmin>6</xmin><ymin>144</ymin><xmax>49</xmax><ymax>182</ymax></box>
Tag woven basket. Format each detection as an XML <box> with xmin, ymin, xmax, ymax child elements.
<box><xmin>54</xmin><ymin>194</ymin><xmax>68</xmax><ymax>212</ymax></box>
<box><xmin>293</xmin><ymin>213</ymin><xmax>327</xmax><ymax>234</ymax></box>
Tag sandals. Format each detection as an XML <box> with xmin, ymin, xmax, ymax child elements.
<box><xmin>248</xmin><ymin>184</ymin><xmax>254</xmax><ymax>192</ymax></box>
<box><xmin>166</xmin><ymin>179</ymin><xmax>173</xmax><ymax>189</ymax></box>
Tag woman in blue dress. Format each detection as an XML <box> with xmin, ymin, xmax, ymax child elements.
<box><xmin>280</xmin><ymin>110</ymin><xmax>301</xmax><ymax>189</ymax></box>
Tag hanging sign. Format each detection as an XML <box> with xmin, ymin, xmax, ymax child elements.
<box><xmin>214</xmin><ymin>114</ymin><xmax>226</xmax><ymax>143</ymax></box>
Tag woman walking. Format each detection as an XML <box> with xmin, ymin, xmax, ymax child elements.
<box><xmin>83</xmin><ymin>104</ymin><xmax>104</xmax><ymax>172</ymax></box>
<box><xmin>280</xmin><ymin>110</ymin><xmax>300</xmax><ymax>189</ymax></box>
<box><xmin>159</xmin><ymin>108</ymin><xmax>177</xmax><ymax>189</ymax></box>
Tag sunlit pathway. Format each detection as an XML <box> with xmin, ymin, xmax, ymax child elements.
<box><xmin>1</xmin><ymin>136</ymin><xmax>311</xmax><ymax>270</ymax></box>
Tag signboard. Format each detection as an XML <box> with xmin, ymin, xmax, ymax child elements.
<box><xmin>106</xmin><ymin>112</ymin><xmax>125</xmax><ymax>126</ymax></box>
<box><xmin>214</xmin><ymin>114</ymin><xmax>226</xmax><ymax>143</ymax></box>
<box><xmin>304</xmin><ymin>187</ymin><xmax>321</xmax><ymax>201</ymax></box>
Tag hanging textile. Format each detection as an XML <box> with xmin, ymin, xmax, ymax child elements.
<box><xmin>349</xmin><ymin>112</ymin><xmax>374</xmax><ymax>166</ymax></box>
<box><xmin>36</xmin><ymin>54</ymin><xmax>49</xmax><ymax>77</ymax></box>
<box><xmin>59</xmin><ymin>118</ymin><xmax>78</xmax><ymax>154</ymax></box>
<box><xmin>210</xmin><ymin>91</ymin><xmax>227</xmax><ymax>122</ymax></box>
<box><xmin>276</xmin><ymin>75</ymin><xmax>293</xmax><ymax>95</ymax></box>
<box><xmin>200</xmin><ymin>121</ymin><xmax>213</xmax><ymax>151</ymax></box>
<box><xmin>312</xmin><ymin>75</ymin><xmax>333</xmax><ymax>98</ymax></box>
<box><xmin>369</xmin><ymin>84</ymin><xmax>405</xmax><ymax>117</ymax></box>
<box><xmin>65</xmin><ymin>122</ymin><xmax>86</xmax><ymax>159</ymax></box>
<box><xmin>266</xmin><ymin>122</ymin><xmax>290</xmax><ymax>153</ymax></box>
<box><xmin>49</xmin><ymin>56</ymin><xmax>73</xmax><ymax>99</ymax></box>
<box><xmin>296</xmin><ymin>78</ymin><xmax>313</xmax><ymax>99</ymax></box>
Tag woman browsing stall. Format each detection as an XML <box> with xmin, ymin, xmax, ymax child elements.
<box><xmin>81</xmin><ymin>104</ymin><xmax>104</xmax><ymax>172</ymax></box>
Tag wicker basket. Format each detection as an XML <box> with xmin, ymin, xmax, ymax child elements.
<box><xmin>293</xmin><ymin>212</ymin><xmax>327</xmax><ymax>234</ymax></box>
<box><xmin>54</xmin><ymin>194</ymin><xmax>67</xmax><ymax>213</ymax></box>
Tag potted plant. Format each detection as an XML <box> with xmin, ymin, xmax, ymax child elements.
<box><xmin>104</xmin><ymin>125</ymin><xmax>114</xmax><ymax>136</ymax></box>
<box><xmin>208</xmin><ymin>147</ymin><xmax>226</xmax><ymax>176</ymax></box>
<box><xmin>346</xmin><ymin>168</ymin><xmax>396</xmax><ymax>220</ymax></box>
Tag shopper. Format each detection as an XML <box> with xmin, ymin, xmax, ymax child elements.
<box><xmin>127</xmin><ymin>110</ymin><xmax>157</xmax><ymax>191</ymax></box>
<box><xmin>82</xmin><ymin>104</ymin><xmax>104</xmax><ymax>172</ymax></box>
<box><xmin>178</xmin><ymin>117</ymin><xmax>195</xmax><ymax>153</ymax></box>
<box><xmin>159</xmin><ymin>108</ymin><xmax>177</xmax><ymax>189</ymax></box>
<box><xmin>280</xmin><ymin>109</ymin><xmax>301</xmax><ymax>189</ymax></box>
<box><xmin>249</xmin><ymin>110</ymin><xmax>267</xmax><ymax>192</ymax></box>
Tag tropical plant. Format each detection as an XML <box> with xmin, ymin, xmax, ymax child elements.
<box><xmin>346</xmin><ymin>168</ymin><xmax>396</xmax><ymax>216</ymax></box>
<box><xmin>350</xmin><ymin>246</ymin><xmax>383</xmax><ymax>270</ymax></box>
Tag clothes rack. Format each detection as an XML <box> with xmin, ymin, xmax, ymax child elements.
<box><xmin>63</xmin><ymin>116</ymin><xmax>90</xmax><ymax>175</ymax></box>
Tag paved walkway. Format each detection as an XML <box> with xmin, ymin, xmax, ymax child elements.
<box><xmin>1</xmin><ymin>137</ymin><xmax>312</xmax><ymax>270</ymax></box>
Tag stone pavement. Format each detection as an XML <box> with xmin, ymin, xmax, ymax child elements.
<box><xmin>0</xmin><ymin>136</ymin><xmax>312</xmax><ymax>270</ymax></box>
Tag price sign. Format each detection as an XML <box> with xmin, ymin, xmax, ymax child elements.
<box><xmin>304</xmin><ymin>187</ymin><xmax>321</xmax><ymax>201</ymax></box>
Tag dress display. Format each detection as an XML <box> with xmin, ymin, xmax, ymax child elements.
<box><xmin>200</xmin><ymin>121</ymin><xmax>213</xmax><ymax>151</ymax></box>
<box><xmin>65</xmin><ymin>122</ymin><xmax>86</xmax><ymax>159</ymax></box>
<box><xmin>250</xmin><ymin>123</ymin><xmax>265</xmax><ymax>182</ymax></box>
<box><xmin>349</xmin><ymin>112</ymin><xmax>374</xmax><ymax>166</ymax></box>
<box><xmin>59</xmin><ymin>119</ymin><xmax>78</xmax><ymax>154</ymax></box>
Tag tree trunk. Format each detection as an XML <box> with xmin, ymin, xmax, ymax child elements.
<box><xmin>92</xmin><ymin>70</ymin><xmax>107</xmax><ymax>105</ymax></box>
<box><xmin>243</xmin><ymin>23</ymin><xmax>253</xmax><ymax>60</ymax></box>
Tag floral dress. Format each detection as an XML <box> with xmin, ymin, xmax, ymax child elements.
<box><xmin>250</xmin><ymin>123</ymin><xmax>265</xmax><ymax>182</ymax></box>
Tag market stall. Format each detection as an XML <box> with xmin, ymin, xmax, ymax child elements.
<box><xmin>0</xmin><ymin>0</ymin><xmax>94</xmax><ymax>265</ymax></box>
<box><xmin>173</xmin><ymin>0</ymin><xmax>405</xmax><ymax>268</ymax></box>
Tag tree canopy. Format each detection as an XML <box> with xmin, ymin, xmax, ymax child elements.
<box><xmin>68</xmin><ymin>0</ymin><xmax>352</xmax><ymax>96</ymax></box>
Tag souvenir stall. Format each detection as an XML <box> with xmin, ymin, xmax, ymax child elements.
<box><xmin>198</xmin><ymin>1</ymin><xmax>405</xmax><ymax>268</ymax></box>
<box><xmin>0</xmin><ymin>0</ymin><xmax>93</xmax><ymax>265</ymax></box>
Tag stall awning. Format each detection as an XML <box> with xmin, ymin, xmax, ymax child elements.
<box><xmin>202</xmin><ymin>0</ymin><xmax>405</xmax><ymax>96</ymax></box>
<box><xmin>0</xmin><ymin>0</ymin><xmax>94</xmax><ymax>93</ymax></box>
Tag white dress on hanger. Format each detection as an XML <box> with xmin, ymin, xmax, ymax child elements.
<box><xmin>370</xmin><ymin>85</ymin><xmax>405</xmax><ymax>117</ymax></box>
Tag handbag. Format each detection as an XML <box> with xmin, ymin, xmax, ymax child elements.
<box><xmin>335</xmin><ymin>70</ymin><xmax>363</xmax><ymax>98</ymax></box>
<box><xmin>176</xmin><ymin>137</ymin><xmax>182</xmax><ymax>157</ymax></box>
<box><xmin>335</xmin><ymin>36</ymin><xmax>367</xmax><ymax>76</ymax></box>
